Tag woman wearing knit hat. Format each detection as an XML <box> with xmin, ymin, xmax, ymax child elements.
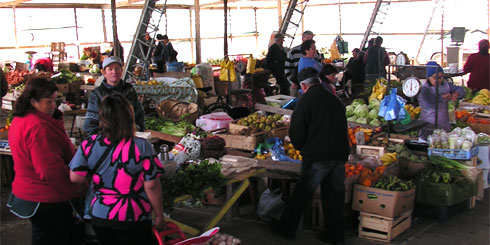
<box><xmin>417</xmin><ymin>61</ymin><xmax>465</xmax><ymax>140</ymax></box>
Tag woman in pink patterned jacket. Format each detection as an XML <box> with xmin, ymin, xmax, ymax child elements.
<box><xmin>69</xmin><ymin>93</ymin><xmax>164</xmax><ymax>245</ymax></box>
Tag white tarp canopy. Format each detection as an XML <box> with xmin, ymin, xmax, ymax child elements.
<box><xmin>0</xmin><ymin>0</ymin><xmax>488</xmax><ymax>64</ymax></box>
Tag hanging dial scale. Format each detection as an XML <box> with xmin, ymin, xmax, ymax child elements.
<box><xmin>402</xmin><ymin>76</ymin><xmax>421</xmax><ymax>97</ymax></box>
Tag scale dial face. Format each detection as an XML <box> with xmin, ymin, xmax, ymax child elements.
<box><xmin>396</xmin><ymin>53</ymin><xmax>408</xmax><ymax>65</ymax></box>
<box><xmin>402</xmin><ymin>77</ymin><xmax>421</xmax><ymax>97</ymax></box>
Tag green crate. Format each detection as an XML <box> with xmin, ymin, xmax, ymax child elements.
<box><xmin>416</xmin><ymin>179</ymin><xmax>476</xmax><ymax>206</ymax></box>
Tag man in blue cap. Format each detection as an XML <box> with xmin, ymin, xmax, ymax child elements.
<box><xmin>417</xmin><ymin>61</ymin><xmax>464</xmax><ymax>139</ymax></box>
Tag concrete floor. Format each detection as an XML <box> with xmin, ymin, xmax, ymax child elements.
<box><xmin>1</xmin><ymin>185</ymin><xmax>489</xmax><ymax>245</ymax></box>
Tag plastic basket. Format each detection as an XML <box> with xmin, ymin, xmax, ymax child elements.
<box><xmin>427</xmin><ymin>147</ymin><xmax>478</xmax><ymax>160</ymax></box>
<box><xmin>415</xmin><ymin>179</ymin><xmax>477</xmax><ymax>206</ymax></box>
<box><xmin>153</xmin><ymin>222</ymin><xmax>186</xmax><ymax>245</ymax></box>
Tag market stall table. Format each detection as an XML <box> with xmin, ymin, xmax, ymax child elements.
<box><xmin>166</xmin><ymin>167</ymin><xmax>265</xmax><ymax>236</ymax></box>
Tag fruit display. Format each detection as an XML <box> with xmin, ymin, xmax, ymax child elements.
<box><xmin>387</xmin><ymin>143</ymin><xmax>427</xmax><ymax>163</ymax></box>
<box><xmin>135</xmin><ymin>79</ymin><xmax>164</xmax><ymax>85</ymax></box>
<box><xmin>345</xmin><ymin>163</ymin><xmax>364</xmax><ymax>177</ymax></box>
<box><xmin>255</xmin><ymin>152</ymin><xmax>271</xmax><ymax>160</ymax></box>
<box><xmin>379</xmin><ymin>152</ymin><xmax>397</xmax><ymax>166</ymax></box>
<box><xmin>471</xmin><ymin>89</ymin><xmax>490</xmax><ymax>105</ymax></box>
<box><xmin>348</xmin><ymin>127</ymin><xmax>376</xmax><ymax>145</ymax></box>
<box><xmin>235</xmin><ymin>113</ymin><xmax>285</xmax><ymax>133</ymax></box>
<box><xmin>283</xmin><ymin>142</ymin><xmax>302</xmax><ymax>161</ymax></box>
<box><xmin>404</xmin><ymin>104</ymin><xmax>421</xmax><ymax>120</ymax></box>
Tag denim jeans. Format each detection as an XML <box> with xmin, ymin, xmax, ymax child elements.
<box><xmin>280</xmin><ymin>160</ymin><xmax>345</xmax><ymax>239</ymax></box>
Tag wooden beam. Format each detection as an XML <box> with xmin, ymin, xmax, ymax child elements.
<box><xmin>189</xmin><ymin>9</ymin><xmax>195</xmax><ymax>63</ymax></box>
<box><xmin>116</xmin><ymin>0</ymin><xmax>143</xmax><ymax>8</ymax></box>
<box><xmin>0</xmin><ymin>0</ymin><xmax>31</xmax><ymax>8</ymax></box>
<box><xmin>194</xmin><ymin>0</ymin><xmax>201</xmax><ymax>64</ymax></box>
<box><xmin>0</xmin><ymin>3</ymin><xmax>190</xmax><ymax>9</ymax></box>
<box><xmin>74</xmin><ymin>8</ymin><xmax>80</xmax><ymax>59</ymax></box>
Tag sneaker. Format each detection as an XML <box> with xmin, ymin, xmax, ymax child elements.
<box><xmin>269</xmin><ymin>220</ymin><xmax>296</xmax><ymax>240</ymax></box>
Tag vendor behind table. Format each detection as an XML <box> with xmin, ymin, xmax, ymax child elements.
<box><xmin>417</xmin><ymin>61</ymin><xmax>464</xmax><ymax>140</ymax></box>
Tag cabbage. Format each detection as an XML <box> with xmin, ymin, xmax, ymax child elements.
<box><xmin>368</xmin><ymin>109</ymin><xmax>379</xmax><ymax>120</ymax></box>
<box><xmin>346</xmin><ymin>105</ymin><xmax>355</xmax><ymax>117</ymax></box>
<box><xmin>351</xmin><ymin>99</ymin><xmax>365</xmax><ymax>107</ymax></box>
<box><xmin>369</xmin><ymin>119</ymin><xmax>381</xmax><ymax>126</ymax></box>
<box><xmin>356</xmin><ymin>118</ymin><xmax>368</xmax><ymax>124</ymax></box>
<box><xmin>347</xmin><ymin>115</ymin><xmax>358</xmax><ymax>122</ymax></box>
<box><xmin>354</xmin><ymin>104</ymin><xmax>369</xmax><ymax>118</ymax></box>
<box><xmin>368</xmin><ymin>99</ymin><xmax>380</xmax><ymax>109</ymax></box>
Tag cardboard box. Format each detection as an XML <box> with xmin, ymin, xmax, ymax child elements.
<box><xmin>352</xmin><ymin>184</ymin><xmax>416</xmax><ymax>218</ymax></box>
<box><xmin>215</xmin><ymin>131</ymin><xmax>265</xmax><ymax>151</ymax></box>
<box><xmin>358</xmin><ymin>210</ymin><xmax>412</xmax><ymax>243</ymax></box>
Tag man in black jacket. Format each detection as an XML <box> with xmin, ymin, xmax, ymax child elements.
<box><xmin>271</xmin><ymin>68</ymin><xmax>349</xmax><ymax>244</ymax></box>
<box><xmin>266</xmin><ymin>33</ymin><xmax>288</xmax><ymax>95</ymax></box>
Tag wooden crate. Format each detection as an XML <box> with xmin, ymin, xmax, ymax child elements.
<box><xmin>216</xmin><ymin>131</ymin><xmax>265</xmax><ymax>151</ymax></box>
<box><xmin>358</xmin><ymin>210</ymin><xmax>412</xmax><ymax>243</ymax></box>
<box><xmin>356</xmin><ymin>145</ymin><xmax>385</xmax><ymax>157</ymax></box>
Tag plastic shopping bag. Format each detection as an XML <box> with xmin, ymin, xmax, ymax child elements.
<box><xmin>378</xmin><ymin>88</ymin><xmax>406</xmax><ymax>121</ymax></box>
<box><xmin>257</xmin><ymin>188</ymin><xmax>284</xmax><ymax>222</ymax></box>
<box><xmin>219</xmin><ymin>60</ymin><xmax>237</xmax><ymax>82</ymax></box>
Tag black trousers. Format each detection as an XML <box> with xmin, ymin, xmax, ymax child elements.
<box><xmin>280</xmin><ymin>160</ymin><xmax>345</xmax><ymax>240</ymax></box>
<box><xmin>29</xmin><ymin>201</ymin><xmax>82</xmax><ymax>245</ymax></box>
<box><xmin>92</xmin><ymin>221</ymin><xmax>157</xmax><ymax>245</ymax></box>
<box><xmin>272</xmin><ymin>71</ymin><xmax>290</xmax><ymax>95</ymax></box>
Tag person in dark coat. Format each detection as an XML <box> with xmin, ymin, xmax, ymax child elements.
<box><xmin>270</xmin><ymin>68</ymin><xmax>349</xmax><ymax>244</ymax></box>
<box><xmin>364</xmin><ymin>36</ymin><xmax>390</xmax><ymax>82</ymax></box>
<box><xmin>266</xmin><ymin>33</ymin><xmax>289</xmax><ymax>95</ymax></box>
<box><xmin>345</xmin><ymin>48</ymin><xmax>366</xmax><ymax>96</ymax></box>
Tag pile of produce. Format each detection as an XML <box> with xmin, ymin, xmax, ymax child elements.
<box><xmin>345</xmin><ymin>163</ymin><xmax>364</xmax><ymax>177</ymax></box>
<box><xmin>470</xmin><ymin>89</ymin><xmax>490</xmax><ymax>106</ymax></box>
<box><xmin>145</xmin><ymin>116</ymin><xmax>196</xmax><ymax>137</ymax></box>
<box><xmin>5</xmin><ymin>70</ymin><xmax>31</xmax><ymax>85</ymax></box>
<box><xmin>347</xmin><ymin>127</ymin><xmax>376</xmax><ymax>145</ymax></box>
<box><xmin>160</xmin><ymin>159</ymin><xmax>225</xmax><ymax>212</ymax></box>
<box><xmin>358</xmin><ymin>165</ymin><xmax>386</xmax><ymax>187</ymax></box>
<box><xmin>134</xmin><ymin>79</ymin><xmax>164</xmax><ymax>85</ymax></box>
<box><xmin>346</xmin><ymin>98</ymin><xmax>383</xmax><ymax>127</ymax></box>
<box><xmin>379</xmin><ymin>152</ymin><xmax>398</xmax><ymax>166</ymax></box>
<box><xmin>404</xmin><ymin>104</ymin><xmax>421</xmax><ymax>120</ymax></box>
<box><xmin>207</xmin><ymin>233</ymin><xmax>241</xmax><ymax>245</ymax></box>
<box><xmin>202</xmin><ymin>136</ymin><xmax>227</xmax><ymax>159</ymax></box>
<box><xmin>387</xmin><ymin>143</ymin><xmax>427</xmax><ymax>163</ymax></box>
<box><xmin>235</xmin><ymin>113</ymin><xmax>285</xmax><ymax>133</ymax></box>
<box><xmin>427</xmin><ymin>127</ymin><xmax>476</xmax><ymax>150</ymax></box>
<box><xmin>419</xmin><ymin>155</ymin><xmax>471</xmax><ymax>185</ymax></box>
<box><xmin>372</xmin><ymin>175</ymin><xmax>414</xmax><ymax>191</ymax></box>
<box><xmin>284</xmin><ymin>142</ymin><xmax>302</xmax><ymax>161</ymax></box>
<box><xmin>50</xmin><ymin>69</ymin><xmax>82</xmax><ymax>84</ymax></box>
<box><xmin>477</xmin><ymin>133</ymin><xmax>490</xmax><ymax>144</ymax></box>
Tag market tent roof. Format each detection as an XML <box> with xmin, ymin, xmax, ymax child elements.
<box><xmin>0</xmin><ymin>0</ymin><xmax>434</xmax><ymax>9</ymax></box>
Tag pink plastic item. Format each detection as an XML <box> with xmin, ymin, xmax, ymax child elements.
<box><xmin>174</xmin><ymin>227</ymin><xmax>220</xmax><ymax>245</ymax></box>
<box><xmin>153</xmin><ymin>222</ymin><xmax>186</xmax><ymax>245</ymax></box>
<box><xmin>196</xmin><ymin>112</ymin><xmax>233</xmax><ymax>131</ymax></box>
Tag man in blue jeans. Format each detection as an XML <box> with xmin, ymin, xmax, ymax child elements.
<box><xmin>270</xmin><ymin>68</ymin><xmax>349</xmax><ymax>244</ymax></box>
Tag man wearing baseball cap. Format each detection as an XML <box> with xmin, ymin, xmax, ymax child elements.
<box><xmin>284</xmin><ymin>30</ymin><xmax>322</xmax><ymax>96</ymax></box>
<box><xmin>83</xmin><ymin>56</ymin><xmax>145</xmax><ymax>134</ymax></box>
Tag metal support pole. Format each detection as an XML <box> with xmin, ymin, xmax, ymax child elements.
<box><xmin>194</xmin><ymin>0</ymin><xmax>201</xmax><ymax>64</ymax></box>
<box><xmin>111</xmin><ymin>0</ymin><xmax>120</xmax><ymax>58</ymax></box>
<box><xmin>224</xmin><ymin>0</ymin><xmax>228</xmax><ymax>56</ymax></box>
<box><xmin>74</xmin><ymin>8</ymin><xmax>80</xmax><ymax>60</ymax></box>
<box><xmin>101</xmin><ymin>8</ymin><xmax>107</xmax><ymax>43</ymax></box>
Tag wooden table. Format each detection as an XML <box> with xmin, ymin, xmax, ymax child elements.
<box><xmin>146</xmin><ymin>130</ymin><xmax>182</xmax><ymax>144</ymax></box>
<box><xmin>254</xmin><ymin>103</ymin><xmax>293</xmax><ymax>116</ymax></box>
<box><xmin>64</xmin><ymin>109</ymin><xmax>87</xmax><ymax>137</ymax></box>
<box><xmin>167</xmin><ymin>168</ymin><xmax>265</xmax><ymax>236</ymax></box>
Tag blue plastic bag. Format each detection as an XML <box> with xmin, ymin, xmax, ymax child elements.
<box><xmin>268</xmin><ymin>137</ymin><xmax>301</xmax><ymax>163</ymax></box>
<box><xmin>378</xmin><ymin>88</ymin><xmax>407</xmax><ymax>121</ymax></box>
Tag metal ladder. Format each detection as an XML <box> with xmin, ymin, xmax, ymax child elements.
<box><xmin>279</xmin><ymin>0</ymin><xmax>309</xmax><ymax>49</ymax></box>
<box><xmin>122</xmin><ymin>0</ymin><xmax>166</xmax><ymax>82</ymax></box>
<box><xmin>359</xmin><ymin>0</ymin><xmax>392</xmax><ymax>50</ymax></box>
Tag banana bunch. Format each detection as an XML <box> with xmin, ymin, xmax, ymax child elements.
<box><xmin>471</xmin><ymin>89</ymin><xmax>490</xmax><ymax>105</ymax></box>
<box><xmin>359</xmin><ymin>128</ymin><xmax>374</xmax><ymax>136</ymax></box>
<box><xmin>369</xmin><ymin>79</ymin><xmax>387</xmax><ymax>101</ymax></box>
<box><xmin>404</xmin><ymin>105</ymin><xmax>421</xmax><ymax>119</ymax></box>
<box><xmin>380</xmin><ymin>152</ymin><xmax>397</xmax><ymax>166</ymax></box>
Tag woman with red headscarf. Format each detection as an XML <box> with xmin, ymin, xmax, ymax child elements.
<box><xmin>463</xmin><ymin>39</ymin><xmax>489</xmax><ymax>91</ymax></box>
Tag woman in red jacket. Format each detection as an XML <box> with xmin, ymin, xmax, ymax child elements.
<box><xmin>464</xmin><ymin>39</ymin><xmax>489</xmax><ymax>91</ymax></box>
<box><xmin>8</xmin><ymin>77</ymin><xmax>85</xmax><ymax>245</ymax></box>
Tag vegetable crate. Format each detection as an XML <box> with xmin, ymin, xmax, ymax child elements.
<box><xmin>415</xmin><ymin>179</ymin><xmax>477</xmax><ymax>206</ymax></box>
<box><xmin>358</xmin><ymin>210</ymin><xmax>412</xmax><ymax>243</ymax></box>
<box><xmin>467</xmin><ymin>122</ymin><xmax>490</xmax><ymax>135</ymax></box>
<box><xmin>352</xmin><ymin>184</ymin><xmax>416</xmax><ymax>218</ymax></box>
<box><xmin>215</xmin><ymin>131</ymin><xmax>265</xmax><ymax>151</ymax></box>
<box><xmin>345</xmin><ymin>174</ymin><xmax>361</xmax><ymax>203</ymax></box>
<box><xmin>414</xmin><ymin>199</ymin><xmax>470</xmax><ymax>223</ymax></box>
<box><xmin>428</xmin><ymin>147</ymin><xmax>478</xmax><ymax>160</ymax></box>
